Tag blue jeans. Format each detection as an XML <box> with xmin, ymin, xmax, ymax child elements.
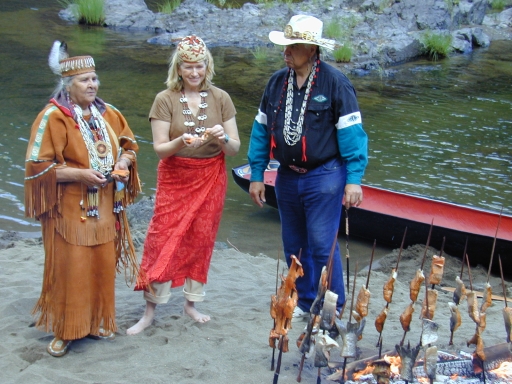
<box><xmin>275</xmin><ymin>157</ymin><xmax>346</xmax><ymax>312</ymax></box>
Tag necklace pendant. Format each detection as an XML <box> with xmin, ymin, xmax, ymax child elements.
<box><xmin>95</xmin><ymin>140</ymin><xmax>109</xmax><ymax>158</ymax></box>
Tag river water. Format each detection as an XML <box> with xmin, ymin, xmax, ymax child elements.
<box><xmin>0</xmin><ymin>1</ymin><xmax>511</xmax><ymax>260</ymax></box>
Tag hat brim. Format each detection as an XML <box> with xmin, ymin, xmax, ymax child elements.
<box><xmin>268</xmin><ymin>31</ymin><xmax>335</xmax><ymax>50</ymax></box>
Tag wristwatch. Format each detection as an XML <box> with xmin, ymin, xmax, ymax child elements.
<box><xmin>224</xmin><ymin>133</ymin><xmax>229</xmax><ymax>144</ymax></box>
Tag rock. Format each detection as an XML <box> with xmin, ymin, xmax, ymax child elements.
<box><xmin>58</xmin><ymin>0</ymin><xmax>512</xmax><ymax>69</ymax></box>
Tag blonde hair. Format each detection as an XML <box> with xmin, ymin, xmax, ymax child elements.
<box><xmin>165</xmin><ymin>47</ymin><xmax>215</xmax><ymax>91</ymax></box>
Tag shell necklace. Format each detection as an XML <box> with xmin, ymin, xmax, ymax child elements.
<box><xmin>180</xmin><ymin>91</ymin><xmax>208</xmax><ymax>136</ymax></box>
<box><xmin>71</xmin><ymin>101</ymin><xmax>114</xmax><ymax>175</ymax></box>
<box><xmin>283</xmin><ymin>59</ymin><xmax>318</xmax><ymax>146</ymax></box>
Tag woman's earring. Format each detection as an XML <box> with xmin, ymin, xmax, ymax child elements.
<box><xmin>178</xmin><ymin>75</ymin><xmax>182</xmax><ymax>81</ymax></box>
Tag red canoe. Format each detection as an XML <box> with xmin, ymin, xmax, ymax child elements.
<box><xmin>232</xmin><ymin>160</ymin><xmax>512</xmax><ymax>277</ymax></box>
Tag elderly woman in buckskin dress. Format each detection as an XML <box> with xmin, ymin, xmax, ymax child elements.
<box><xmin>127</xmin><ymin>36</ymin><xmax>240</xmax><ymax>334</ymax></box>
<box><xmin>25</xmin><ymin>41</ymin><xmax>141</xmax><ymax>357</ymax></box>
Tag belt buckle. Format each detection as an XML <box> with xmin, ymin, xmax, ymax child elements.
<box><xmin>289</xmin><ymin>165</ymin><xmax>308</xmax><ymax>174</ymax></box>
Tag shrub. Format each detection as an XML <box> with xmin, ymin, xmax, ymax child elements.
<box><xmin>489</xmin><ymin>0</ymin><xmax>506</xmax><ymax>11</ymax></box>
<box><xmin>333</xmin><ymin>45</ymin><xmax>352</xmax><ymax>63</ymax></box>
<box><xmin>158</xmin><ymin>0</ymin><xmax>181</xmax><ymax>14</ymax></box>
<box><xmin>59</xmin><ymin>0</ymin><xmax>105</xmax><ymax>26</ymax></box>
<box><xmin>420</xmin><ymin>31</ymin><xmax>453</xmax><ymax>61</ymax></box>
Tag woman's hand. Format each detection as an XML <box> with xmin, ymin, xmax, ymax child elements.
<box><xmin>112</xmin><ymin>157</ymin><xmax>130</xmax><ymax>183</ymax></box>
<box><xmin>182</xmin><ymin>133</ymin><xmax>203</xmax><ymax>148</ymax></box>
<box><xmin>78</xmin><ymin>169</ymin><xmax>108</xmax><ymax>187</ymax></box>
<box><xmin>207</xmin><ymin>124</ymin><xmax>226</xmax><ymax>143</ymax></box>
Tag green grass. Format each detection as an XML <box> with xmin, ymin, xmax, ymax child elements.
<box><xmin>489</xmin><ymin>0</ymin><xmax>506</xmax><ymax>10</ymax></box>
<box><xmin>59</xmin><ymin>0</ymin><xmax>105</xmax><ymax>26</ymax></box>
<box><xmin>250</xmin><ymin>46</ymin><xmax>269</xmax><ymax>61</ymax></box>
<box><xmin>324</xmin><ymin>19</ymin><xmax>343</xmax><ymax>40</ymax></box>
<box><xmin>158</xmin><ymin>0</ymin><xmax>181</xmax><ymax>14</ymax></box>
<box><xmin>421</xmin><ymin>31</ymin><xmax>453</xmax><ymax>61</ymax></box>
<box><xmin>333</xmin><ymin>45</ymin><xmax>352</xmax><ymax>63</ymax></box>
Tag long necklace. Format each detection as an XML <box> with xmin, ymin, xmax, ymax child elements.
<box><xmin>70</xmin><ymin>100</ymin><xmax>114</xmax><ymax>176</ymax></box>
<box><xmin>180</xmin><ymin>91</ymin><xmax>208</xmax><ymax>136</ymax></box>
<box><xmin>283</xmin><ymin>59</ymin><xmax>318</xmax><ymax>146</ymax></box>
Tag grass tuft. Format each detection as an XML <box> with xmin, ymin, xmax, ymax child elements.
<box><xmin>421</xmin><ymin>31</ymin><xmax>453</xmax><ymax>61</ymax></box>
<box><xmin>333</xmin><ymin>45</ymin><xmax>352</xmax><ymax>63</ymax></box>
<box><xmin>59</xmin><ymin>0</ymin><xmax>105</xmax><ymax>26</ymax></box>
<box><xmin>158</xmin><ymin>0</ymin><xmax>181</xmax><ymax>14</ymax></box>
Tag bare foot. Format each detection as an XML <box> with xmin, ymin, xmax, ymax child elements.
<box><xmin>127</xmin><ymin>301</ymin><xmax>156</xmax><ymax>335</ymax></box>
<box><xmin>126</xmin><ymin>315</ymin><xmax>154</xmax><ymax>335</ymax></box>
<box><xmin>184</xmin><ymin>300</ymin><xmax>210</xmax><ymax>323</ymax></box>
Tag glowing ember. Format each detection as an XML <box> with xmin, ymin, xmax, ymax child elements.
<box><xmin>490</xmin><ymin>361</ymin><xmax>512</xmax><ymax>380</ymax></box>
<box><xmin>384</xmin><ymin>354</ymin><xmax>401</xmax><ymax>376</ymax></box>
<box><xmin>352</xmin><ymin>364</ymin><xmax>374</xmax><ymax>380</ymax></box>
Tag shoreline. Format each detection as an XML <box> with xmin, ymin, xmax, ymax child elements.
<box><xmin>1</xmin><ymin>231</ymin><xmax>510</xmax><ymax>383</ymax></box>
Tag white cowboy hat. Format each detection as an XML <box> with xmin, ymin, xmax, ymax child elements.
<box><xmin>268</xmin><ymin>15</ymin><xmax>336</xmax><ymax>50</ymax></box>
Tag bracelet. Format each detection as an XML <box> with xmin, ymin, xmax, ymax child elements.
<box><xmin>118</xmin><ymin>157</ymin><xmax>131</xmax><ymax>167</ymax></box>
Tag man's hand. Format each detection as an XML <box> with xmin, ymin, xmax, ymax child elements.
<box><xmin>344</xmin><ymin>184</ymin><xmax>363</xmax><ymax>209</ymax></box>
<box><xmin>249</xmin><ymin>181</ymin><xmax>266</xmax><ymax>208</ymax></box>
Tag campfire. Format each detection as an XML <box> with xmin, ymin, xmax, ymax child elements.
<box><xmin>267</xmin><ymin>222</ymin><xmax>512</xmax><ymax>384</ymax></box>
<box><xmin>338</xmin><ymin>343</ymin><xmax>512</xmax><ymax>383</ymax></box>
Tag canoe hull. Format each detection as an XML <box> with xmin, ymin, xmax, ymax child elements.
<box><xmin>232</xmin><ymin>163</ymin><xmax>512</xmax><ymax>277</ymax></box>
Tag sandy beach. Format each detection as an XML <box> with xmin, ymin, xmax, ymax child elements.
<box><xmin>1</xmin><ymin>225</ymin><xmax>510</xmax><ymax>383</ymax></box>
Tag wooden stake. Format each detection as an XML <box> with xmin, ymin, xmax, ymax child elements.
<box><xmin>271</xmin><ymin>254</ymin><xmax>280</xmax><ymax>371</ymax></box>
<box><xmin>486</xmin><ymin>208</ymin><xmax>503</xmax><ymax>283</ymax></box>
<box><xmin>365</xmin><ymin>239</ymin><xmax>376</xmax><ymax>289</ymax></box>
<box><xmin>499</xmin><ymin>255</ymin><xmax>508</xmax><ymax>308</ymax></box>
<box><xmin>345</xmin><ymin>208</ymin><xmax>350</xmax><ymax>294</ymax></box>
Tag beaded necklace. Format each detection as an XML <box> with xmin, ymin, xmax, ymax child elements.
<box><xmin>283</xmin><ymin>59</ymin><xmax>318</xmax><ymax>146</ymax></box>
<box><xmin>269</xmin><ymin>58</ymin><xmax>319</xmax><ymax>161</ymax></box>
<box><xmin>70</xmin><ymin>100</ymin><xmax>114</xmax><ymax>175</ymax></box>
<box><xmin>180</xmin><ymin>91</ymin><xmax>208</xmax><ymax>136</ymax></box>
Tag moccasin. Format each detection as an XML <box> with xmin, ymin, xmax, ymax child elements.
<box><xmin>88</xmin><ymin>328</ymin><xmax>116</xmax><ymax>341</ymax></box>
<box><xmin>47</xmin><ymin>338</ymin><xmax>71</xmax><ymax>357</ymax></box>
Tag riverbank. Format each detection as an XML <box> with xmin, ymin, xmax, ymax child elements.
<box><xmin>1</xmin><ymin>221</ymin><xmax>510</xmax><ymax>383</ymax></box>
<box><xmin>58</xmin><ymin>0</ymin><xmax>512</xmax><ymax>72</ymax></box>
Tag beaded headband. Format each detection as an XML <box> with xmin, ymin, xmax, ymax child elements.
<box><xmin>177</xmin><ymin>35</ymin><xmax>207</xmax><ymax>62</ymax></box>
<box><xmin>59</xmin><ymin>56</ymin><xmax>95</xmax><ymax>77</ymax></box>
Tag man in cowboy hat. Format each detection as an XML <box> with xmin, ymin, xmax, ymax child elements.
<box><xmin>248</xmin><ymin>15</ymin><xmax>368</xmax><ymax>317</ymax></box>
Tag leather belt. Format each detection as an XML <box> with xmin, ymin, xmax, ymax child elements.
<box><xmin>289</xmin><ymin>165</ymin><xmax>308</xmax><ymax>174</ymax></box>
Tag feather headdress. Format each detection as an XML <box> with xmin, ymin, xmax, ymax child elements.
<box><xmin>48</xmin><ymin>40</ymin><xmax>95</xmax><ymax>77</ymax></box>
<box><xmin>48</xmin><ymin>41</ymin><xmax>69</xmax><ymax>76</ymax></box>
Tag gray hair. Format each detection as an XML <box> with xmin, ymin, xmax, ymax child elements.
<box><xmin>50</xmin><ymin>75</ymin><xmax>100</xmax><ymax>98</ymax></box>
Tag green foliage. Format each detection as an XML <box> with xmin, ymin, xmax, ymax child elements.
<box><xmin>59</xmin><ymin>0</ymin><xmax>105</xmax><ymax>26</ymax></box>
<box><xmin>489</xmin><ymin>0</ymin><xmax>506</xmax><ymax>10</ymax></box>
<box><xmin>250</xmin><ymin>46</ymin><xmax>269</xmax><ymax>61</ymax></box>
<box><xmin>324</xmin><ymin>19</ymin><xmax>343</xmax><ymax>40</ymax></box>
<box><xmin>158</xmin><ymin>0</ymin><xmax>181</xmax><ymax>14</ymax></box>
<box><xmin>420</xmin><ymin>31</ymin><xmax>453</xmax><ymax>61</ymax></box>
<box><xmin>333</xmin><ymin>45</ymin><xmax>352</xmax><ymax>63</ymax></box>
